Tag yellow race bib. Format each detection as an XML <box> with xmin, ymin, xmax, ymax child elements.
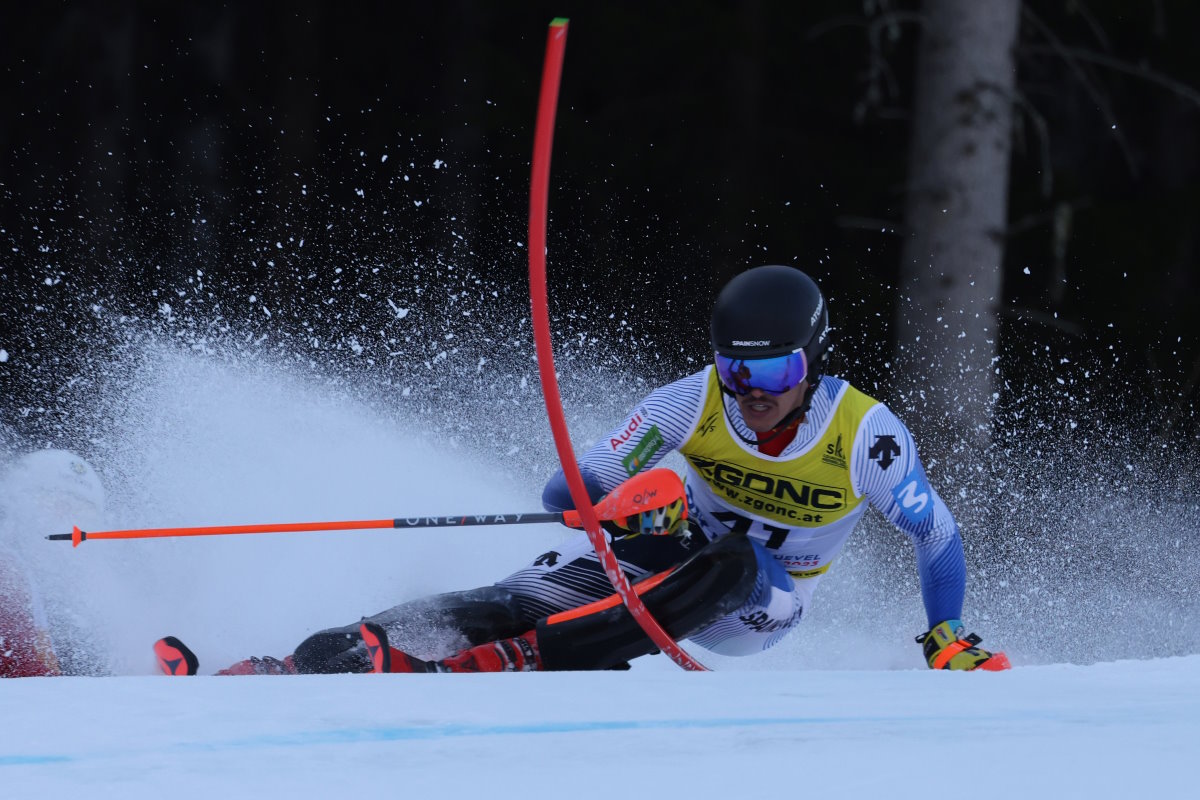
<box><xmin>681</xmin><ymin>370</ymin><xmax>877</xmax><ymax>528</ymax></box>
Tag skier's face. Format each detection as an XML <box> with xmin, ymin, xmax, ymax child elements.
<box><xmin>734</xmin><ymin>380</ymin><xmax>807</xmax><ymax>433</ymax></box>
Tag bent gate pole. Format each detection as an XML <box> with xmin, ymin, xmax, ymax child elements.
<box><xmin>526</xmin><ymin>18</ymin><xmax>706</xmax><ymax>671</ymax></box>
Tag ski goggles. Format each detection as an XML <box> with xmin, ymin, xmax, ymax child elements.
<box><xmin>714</xmin><ymin>348</ymin><xmax>808</xmax><ymax>396</ymax></box>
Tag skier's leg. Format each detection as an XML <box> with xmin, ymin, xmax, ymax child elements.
<box><xmin>227</xmin><ymin>526</ymin><xmax>712</xmax><ymax>675</ymax></box>
<box><xmin>494</xmin><ymin>527</ymin><xmax>698</xmax><ymax>621</ymax></box>
<box><xmin>686</xmin><ymin>540</ymin><xmax>811</xmax><ymax>656</ymax></box>
<box><xmin>290</xmin><ymin>585</ymin><xmax>530</xmax><ymax>674</ymax></box>
<box><xmin>533</xmin><ymin>533</ymin><xmax>760</xmax><ymax>669</ymax></box>
<box><xmin>364</xmin><ymin>533</ymin><xmax>760</xmax><ymax>673</ymax></box>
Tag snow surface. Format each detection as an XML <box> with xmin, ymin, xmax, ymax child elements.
<box><xmin>0</xmin><ymin>657</ymin><xmax>1196</xmax><ymax>798</ymax></box>
<box><xmin>2</xmin><ymin>336</ymin><xmax>1198</xmax><ymax>798</ymax></box>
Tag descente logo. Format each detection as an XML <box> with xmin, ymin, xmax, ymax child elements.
<box><xmin>732</xmin><ymin>340</ymin><xmax>771</xmax><ymax>346</ymax></box>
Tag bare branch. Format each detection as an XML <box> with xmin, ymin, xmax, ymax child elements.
<box><xmin>1007</xmin><ymin>198</ymin><xmax>1094</xmax><ymax>238</ymax></box>
<box><xmin>808</xmin><ymin>9</ymin><xmax>925</xmax><ymax>124</ymax></box>
<box><xmin>1020</xmin><ymin>6</ymin><xmax>1140</xmax><ymax>178</ymax></box>
<box><xmin>1021</xmin><ymin>43</ymin><xmax>1200</xmax><ymax>110</ymax></box>
<box><xmin>1065</xmin><ymin>0</ymin><xmax>1113</xmax><ymax>52</ymax></box>
<box><xmin>1009</xmin><ymin>85</ymin><xmax>1055</xmax><ymax>197</ymax></box>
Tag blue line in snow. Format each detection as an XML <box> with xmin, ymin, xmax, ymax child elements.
<box><xmin>0</xmin><ymin>716</ymin><xmax>860</xmax><ymax>766</ymax></box>
<box><xmin>16</xmin><ymin>710</ymin><xmax>1111</xmax><ymax>766</ymax></box>
<box><xmin>0</xmin><ymin>755</ymin><xmax>72</xmax><ymax>766</ymax></box>
<box><xmin>226</xmin><ymin>716</ymin><xmax>855</xmax><ymax>747</ymax></box>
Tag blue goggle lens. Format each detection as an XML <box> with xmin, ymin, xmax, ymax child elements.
<box><xmin>714</xmin><ymin>349</ymin><xmax>808</xmax><ymax>396</ymax></box>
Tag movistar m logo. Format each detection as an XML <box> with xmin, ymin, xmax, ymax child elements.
<box><xmin>688</xmin><ymin>455</ymin><xmax>845</xmax><ymax>511</ymax></box>
<box><xmin>896</xmin><ymin>480</ymin><xmax>929</xmax><ymax>513</ymax></box>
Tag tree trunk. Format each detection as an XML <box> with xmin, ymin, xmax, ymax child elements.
<box><xmin>895</xmin><ymin>0</ymin><xmax>1020</xmax><ymax>452</ymax></box>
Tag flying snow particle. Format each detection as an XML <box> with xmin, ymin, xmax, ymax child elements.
<box><xmin>0</xmin><ymin>349</ymin><xmax>8</xmax><ymax>363</ymax></box>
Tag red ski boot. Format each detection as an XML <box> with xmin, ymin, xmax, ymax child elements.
<box><xmin>154</xmin><ymin>636</ymin><xmax>199</xmax><ymax>676</ymax></box>
<box><xmin>153</xmin><ymin>636</ymin><xmax>297</xmax><ymax>676</ymax></box>
<box><xmin>360</xmin><ymin>622</ymin><xmax>541</xmax><ymax>674</ymax></box>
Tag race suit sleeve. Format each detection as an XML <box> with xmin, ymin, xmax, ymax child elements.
<box><xmin>851</xmin><ymin>403</ymin><xmax>966</xmax><ymax>627</ymax></box>
<box><xmin>541</xmin><ymin>370</ymin><xmax>707</xmax><ymax>512</ymax></box>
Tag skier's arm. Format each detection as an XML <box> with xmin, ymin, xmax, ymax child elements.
<box><xmin>541</xmin><ymin>465</ymin><xmax>606</xmax><ymax>513</ymax></box>
<box><xmin>852</xmin><ymin>404</ymin><xmax>966</xmax><ymax>627</ymax></box>
<box><xmin>852</xmin><ymin>405</ymin><xmax>1008</xmax><ymax>669</ymax></box>
<box><xmin>541</xmin><ymin>370</ymin><xmax>706</xmax><ymax>512</ymax></box>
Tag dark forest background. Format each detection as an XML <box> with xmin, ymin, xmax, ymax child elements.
<box><xmin>2</xmin><ymin>0</ymin><xmax>1199</xmax><ymax>452</ymax></box>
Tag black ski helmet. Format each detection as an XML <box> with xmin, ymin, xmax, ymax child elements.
<box><xmin>710</xmin><ymin>265</ymin><xmax>832</xmax><ymax>377</ymax></box>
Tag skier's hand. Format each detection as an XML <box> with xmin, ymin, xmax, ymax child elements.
<box><xmin>916</xmin><ymin>620</ymin><xmax>1011</xmax><ymax>671</ymax></box>
<box><xmin>603</xmin><ymin>495</ymin><xmax>688</xmax><ymax>540</ymax></box>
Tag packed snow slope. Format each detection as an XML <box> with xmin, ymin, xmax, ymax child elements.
<box><xmin>3</xmin><ymin>657</ymin><xmax>1198</xmax><ymax>799</ymax></box>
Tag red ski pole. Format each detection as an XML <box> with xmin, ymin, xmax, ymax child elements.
<box><xmin>47</xmin><ymin>468</ymin><xmax>687</xmax><ymax>548</ymax></box>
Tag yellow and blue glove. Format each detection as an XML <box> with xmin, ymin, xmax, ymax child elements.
<box><xmin>603</xmin><ymin>495</ymin><xmax>689</xmax><ymax>540</ymax></box>
<box><xmin>917</xmin><ymin>620</ymin><xmax>1011</xmax><ymax>671</ymax></box>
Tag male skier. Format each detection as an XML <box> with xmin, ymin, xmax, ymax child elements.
<box><xmin>159</xmin><ymin>265</ymin><xmax>1006</xmax><ymax>675</ymax></box>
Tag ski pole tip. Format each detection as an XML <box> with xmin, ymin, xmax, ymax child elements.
<box><xmin>46</xmin><ymin>527</ymin><xmax>85</xmax><ymax>546</ymax></box>
<box><xmin>550</xmin><ymin>17</ymin><xmax>569</xmax><ymax>27</ymax></box>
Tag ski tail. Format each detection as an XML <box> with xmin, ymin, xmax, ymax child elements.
<box><xmin>154</xmin><ymin>636</ymin><xmax>199</xmax><ymax>676</ymax></box>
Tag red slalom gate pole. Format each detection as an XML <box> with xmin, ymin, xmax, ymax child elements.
<box><xmin>526</xmin><ymin>18</ymin><xmax>706</xmax><ymax>671</ymax></box>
